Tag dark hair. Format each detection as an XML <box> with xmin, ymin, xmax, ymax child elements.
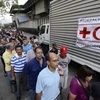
<box><xmin>52</xmin><ymin>42</ymin><xmax>57</xmax><ymax>46</ymax></box>
<box><xmin>45</xmin><ymin>53</ymin><xmax>51</xmax><ymax>61</ymax></box>
<box><xmin>9</xmin><ymin>38</ymin><xmax>16</xmax><ymax>42</ymax></box>
<box><xmin>77</xmin><ymin>65</ymin><xmax>94</xmax><ymax>82</ymax></box>
<box><xmin>22</xmin><ymin>36</ymin><xmax>27</xmax><ymax>40</ymax></box>
<box><xmin>30</xmin><ymin>37</ymin><xmax>33</xmax><ymax>40</ymax></box>
<box><xmin>33</xmin><ymin>36</ymin><xmax>36</xmax><ymax>39</ymax></box>
<box><xmin>15</xmin><ymin>45</ymin><xmax>22</xmax><ymax>50</ymax></box>
<box><xmin>6</xmin><ymin>33</ymin><xmax>11</xmax><ymax>36</ymax></box>
<box><xmin>34</xmin><ymin>47</ymin><xmax>42</xmax><ymax>53</ymax></box>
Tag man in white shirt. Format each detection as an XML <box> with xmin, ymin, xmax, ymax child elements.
<box><xmin>36</xmin><ymin>52</ymin><xmax>63</xmax><ymax>100</ymax></box>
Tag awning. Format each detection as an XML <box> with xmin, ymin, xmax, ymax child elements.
<box><xmin>17</xmin><ymin>16</ymin><xmax>30</xmax><ymax>23</ymax></box>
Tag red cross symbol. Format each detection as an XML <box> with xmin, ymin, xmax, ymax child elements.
<box><xmin>80</xmin><ymin>27</ymin><xmax>90</xmax><ymax>38</ymax></box>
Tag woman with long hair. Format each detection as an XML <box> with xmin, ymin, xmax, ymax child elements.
<box><xmin>68</xmin><ymin>65</ymin><xmax>94</xmax><ymax>100</ymax></box>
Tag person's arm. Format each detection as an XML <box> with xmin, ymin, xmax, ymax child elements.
<box><xmin>68</xmin><ymin>54</ymin><xmax>71</xmax><ymax>64</ymax></box>
<box><xmin>36</xmin><ymin>92</ymin><xmax>42</xmax><ymax>100</ymax></box>
<box><xmin>3</xmin><ymin>54</ymin><xmax>10</xmax><ymax>65</ymax></box>
<box><xmin>11</xmin><ymin>66</ymin><xmax>15</xmax><ymax>80</ymax></box>
<box><xmin>7</xmin><ymin>61</ymin><xmax>11</xmax><ymax>65</ymax></box>
<box><xmin>11</xmin><ymin>56</ymin><xmax>16</xmax><ymax>80</ymax></box>
<box><xmin>68</xmin><ymin>78</ymin><xmax>78</xmax><ymax>100</ymax></box>
<box><xmin>69</xmin><ymin>92</ymin><xmax>77</xmax><ymax>100</ymax></box>
<box><xmin>23</xmin><ymin>62</ymin><xmax>31</xmax><ymax>75</ymax></box>
<box><xmin>58</xmin><ymin>65</ymin><xmax>64</xmax><ymax>76</ymax></box>
<box><xmin>19</xmin><ymin>36</ymin><xmax>23</xmax><ymax>40</ymax></box>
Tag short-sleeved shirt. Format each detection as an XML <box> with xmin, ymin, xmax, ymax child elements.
<box><xmin>22</xmin><ymin>43</ymin><xmax>32</xmax><ymax>53</ymax></box>
<box><xmin>69</xmin><ymin>77</ymin><xmax>88</xmax><ymax>100</ymax></box>
<box><xmin>3</xmin><ymin>50</ymin><xmax>16</xmax><ymax>71</ymax></box>
<box><xmin>59</xmin><ymin>54</ymin><xmax>71</xmax><ymax>76</ymax></box>
<box><xmin>36</xmin><ymin>67</ymin><xmax>60</xmax><ymax>100</ymax></box>
<box><xmin>11</xmin><ymin>52</ymin><xmax>26</xmax><ymax>72</ymax></box>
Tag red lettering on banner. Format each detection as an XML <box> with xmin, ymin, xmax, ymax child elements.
<box><xmin>93</xmin><ymin>27</ymin><xmax>100</xmax><ymax>40</ymax></box>
<box><xmin>80</xmin><ymin>27</ymin><xmax>90</xmax><ymax>38</ymax></box>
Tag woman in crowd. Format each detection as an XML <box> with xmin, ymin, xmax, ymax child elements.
<box><xmin>68</xmin><ymin>65</ymin><xmax>94</xmax><ymax>100</ymax></box>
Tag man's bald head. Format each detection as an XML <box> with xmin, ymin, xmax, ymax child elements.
<box><xmin>46</xmin><ymin>52</ymin><xmax>59</xmax><ymax>70</ymax></box>
<box><xmin>46</xmin><ymin>52</ymin><xmax>57</xmax><ymax>61</ymax></box>
<box><xmin>6</xmin><ymin>43</ymin><xmax>14</xmax><ymax>50</ymax></box>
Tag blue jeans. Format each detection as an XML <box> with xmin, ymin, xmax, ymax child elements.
<box><xmin>29</xmin><ymin>89</ymin><xmax>36</xmax><ymax>100</ymax></box>
<box><xmin>6</xmin><ymin>71</ymin><xmax>12</xmax><ymax>85</ymax></box>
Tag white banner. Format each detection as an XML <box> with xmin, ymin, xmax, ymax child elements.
<box><xmin>76</xmin><ymin>17</ymin><xmax>100</xmax><ymax>52</ymax></box>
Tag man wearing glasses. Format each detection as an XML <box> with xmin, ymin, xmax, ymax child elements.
<box><xmin>36</xmin><ymin>52</ymin><xmax>63</xmax><ymax>100</ymax></box>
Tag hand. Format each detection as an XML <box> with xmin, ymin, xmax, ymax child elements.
<box><xmin>58</xmin><ymin>65</ymin><xmax>64</xmax><ymax>76</ymax></box>
<box><xmin>7</xmin><ymin>61</ymin><xmax>10</xmax><ymax>65</ymax></box>
<box><xmin>12</xmin><ymin>76</ymin><xmax>15</xmax><ymax>80</ymax></box>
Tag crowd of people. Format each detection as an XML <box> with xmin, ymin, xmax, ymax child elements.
<box><xmin>0</xmin><ymin>28</ymin><xmax>100</xmax><ymax>100</ymax></box>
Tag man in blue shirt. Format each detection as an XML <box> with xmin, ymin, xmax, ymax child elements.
<box><xmin>23</xmin><ymin>47</ymin><xmax>47</xmax><ymax>100</ymax></box>
<box><xmin>22</xmin><ymin>38</ymin><xmax>32</xmax><ymax>54</ymax></box>
<box><xmin>22</xmin><ymin>37</ymin><xmax>33</xmax><ymax>90</ymax></box>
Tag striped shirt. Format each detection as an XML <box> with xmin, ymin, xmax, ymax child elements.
<box><xmin>11</xmin><ymin>52</ymin><xmax>26</xmax><ymax>72</ymax></box>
